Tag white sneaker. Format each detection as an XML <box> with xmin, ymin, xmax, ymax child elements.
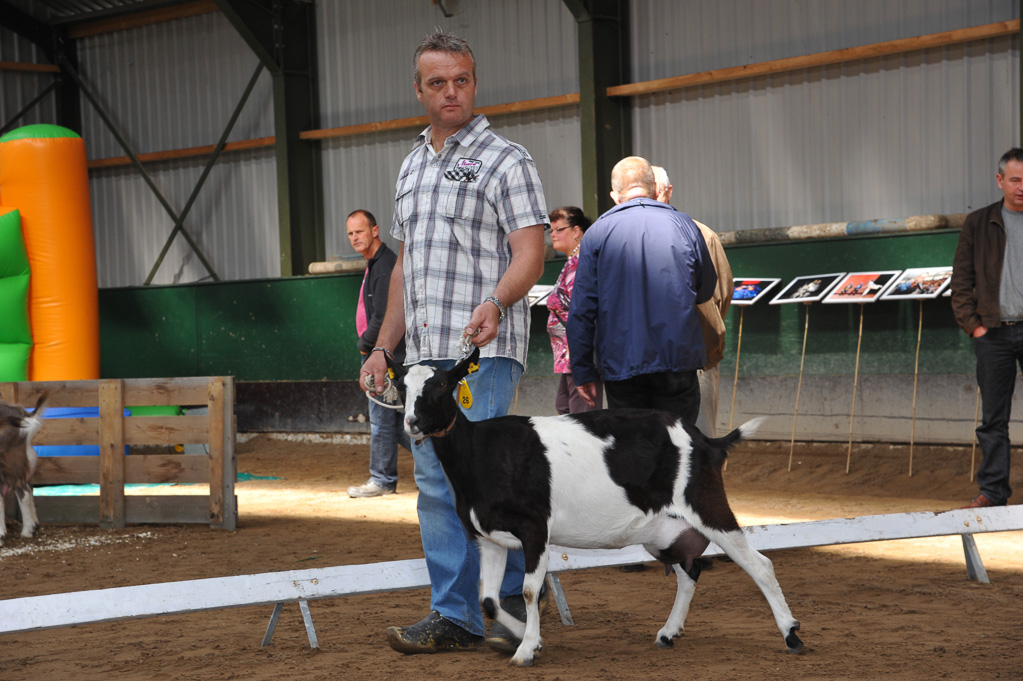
<box><xmin>347</xmin><ymin>480</ymin><xmax>396</xmax><ymax>498</ymax></box>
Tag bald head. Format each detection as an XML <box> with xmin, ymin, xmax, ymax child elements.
<box><xmin>610</xmin><ymin>156</ymin><xmax>657</xmax><ymax>204</ymax></box>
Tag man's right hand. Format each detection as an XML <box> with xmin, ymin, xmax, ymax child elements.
<box><xmin>973</xmin><ymin>325</ymin><xmax>988</xmax><ymax>338</ymax></box>
<box><xmin>361</xmin><ymin>350</ymin><xmax>389</xmax><ymax>394</ymax></box>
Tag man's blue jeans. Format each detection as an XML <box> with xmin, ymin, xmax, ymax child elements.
<box><xmin>410</xmin><ymin>356</ymin><xmax>526</xmax><ymax>635</ymax></box>
<box><xmin>368</xmin><ymin>394</ymin><xmax>411</xmax><ymax>490</ymax></box>
<box><xmin>974</xmin><ymin>324</ymin><xmax>1022</xmax><ymax>504</ymax></box>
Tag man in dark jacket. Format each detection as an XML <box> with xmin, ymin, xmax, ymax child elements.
<box><xmin>346</xmin><ymin>209</ymin><xmax>410</xmax><ymax>498</ymax></box>
<box><xmin>568</xmin><ymin>156</ymin><xmax>716</xmax><ymax>423</ymax></box>
<box><xmin>950</xmin><ymin>147</ymin><xmax>1023</xmax><ymax>509</ymax></box>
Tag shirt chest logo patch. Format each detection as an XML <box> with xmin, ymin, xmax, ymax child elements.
<box><xmin>445</xmin><ymin>158</ymin><xmax>482</xmax><ymax>182</ymax></box>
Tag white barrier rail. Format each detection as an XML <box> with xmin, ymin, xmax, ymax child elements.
<box><xmin>2</xmin><ymin>506</ymin><xmax>1020</xmax><ymax>644</ymax></box>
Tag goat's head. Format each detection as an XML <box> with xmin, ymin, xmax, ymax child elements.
<box><xmin>390</xmin><ymin>347</ymin><xmax>480</xmax><ymax>443</ymax></box>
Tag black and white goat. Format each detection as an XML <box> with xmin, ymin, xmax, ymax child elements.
<box><xmin>0</xmin><ymin>393</ymin><xmax>47</xmax><ymax>546</ymax></box>
<box><xmin>388</xmin><ymin>348</ymin><xmax>802</xmax><ymax>666</ymax></box>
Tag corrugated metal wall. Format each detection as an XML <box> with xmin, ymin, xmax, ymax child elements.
<box><xmin>316</xmin><ymin>0</ymin><xmax>581</xmax><ymax>261</ymax></box>
<box><xmin>79</xmin><ymin>11</ymin><xmax>277</xmax><ymax>287</ymax></box>
<box><xmin>629</xmin><ymin>0</ymin><xmax>1020</xmax><ymax>231</ymax></box>
<box><xmin>3</xmin><ymin>0</ymin><xmax>1020</xmax><ymax>284</ymax></box>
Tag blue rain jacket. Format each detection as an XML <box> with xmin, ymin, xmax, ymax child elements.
<box><xmin>567</xmin><ymin>198</ymin><xmax>716</xmax><ymax>384</ymax></box>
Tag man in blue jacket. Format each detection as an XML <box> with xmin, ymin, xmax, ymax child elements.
<box><xmin>568</xmin><ymin>156</ymin><xmax>716</xmax><ymax>423</ymax></box>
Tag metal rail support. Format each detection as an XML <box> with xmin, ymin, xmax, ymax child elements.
<box><xmin>262</xmin><ymin>599</ymin><xmax>319</xmax><ymax>649</ymax></box>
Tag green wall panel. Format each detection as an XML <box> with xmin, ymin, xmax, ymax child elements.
<box><xmin>97</xmin><ymin>231</ymin><xmax>975</xmax><ymax>383</ymax></box>
<box><xmin>196</xmin><ymin>275</ymin><xmax>360</xmax><ymax>381</ymax></box>
<box><xmin>720</xmin><ymin>230</ymin><xmax>972</xmax><ymax>377</ymax></box>
<box><xmin>100</xmin><ymin>286</ymin><xmax>199</xmax><ymax>378</ymax></box>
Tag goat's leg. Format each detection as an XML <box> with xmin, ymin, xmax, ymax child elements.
<box><xmin>510</xmin><ymin>547</ymin><xmax>549</xmax><ymax>667</ymax></box>
<box><xmin>15</xmin><ymin>487</ymin><xmax>38</xmax><ymax>538</ymax></box>
<box><xmin>655</xmin><ymin>562</ymin><xmax>700</xmax><ymax>647</ymax></box>
<box><xmin>0</xmin><ymin>492</ymin><xmax>6</xmax><ymax>546</ymax></box>
<box><xmin>478</xmin><ymin>539</ymin><xmax>517</xmax><ymax>629</ymax></box>
<box><xmin>706</xmin><ymin>527</ymin><xmax>804</xmax><ymax>653</ymax></box>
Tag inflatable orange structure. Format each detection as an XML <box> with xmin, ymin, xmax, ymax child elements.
<box><xmin>0</xmin><ymin>124</ymin><xmax>100</xmax><ymax>381</ymax></box>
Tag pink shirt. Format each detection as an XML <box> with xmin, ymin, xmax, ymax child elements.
<box><xmin>546</xmin><ymin>254</ymin><xmax>578</xmax><ymax>374</ymax></box>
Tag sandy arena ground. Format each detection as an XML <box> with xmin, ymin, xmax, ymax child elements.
<box><xmin>1</xmin><ymin>434</ymin><xmax>1021</xmax><ymax>681</ymax></box>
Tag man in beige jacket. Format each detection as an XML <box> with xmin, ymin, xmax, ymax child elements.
<box><xmin>653</xmin><ymin>166</ymin><xmax>734</xmax><ymax>436</ymax></box>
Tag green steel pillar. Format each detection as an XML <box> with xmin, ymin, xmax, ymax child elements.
<box><xmin>0</xmin><ymin>1</ymin><xmax>81</xmax><ymax>134</ymax></box>
<box><xmin>564</xmin><ymin>0</ymin><xmax>631</xmax><ymax>220</ymax></box>
<box><xmin>215</xmin><ymin>0</ymin><xmax>324</xmax><ymax>277</ymax></box>
<box><xmin>52</xmin><ymin>30</ymin><xmax>82</xmax><ymax>135</ymax></box>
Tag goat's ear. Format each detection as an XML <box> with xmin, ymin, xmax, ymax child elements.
<box><xmin>383</xmin><ymin>353</ymin><xmax>407</xmax><ymax>395</ymax></box>
<box><xmin>450</xmin><ymin>346</ymin><xmax>481</xmax><ymax>382</ymax></box>
<box><xmin>33</xmin><ymin>391</ymin><xmax>48</xmax><ymax>414</ymax></box>
<box><xmin>383</xmin><ymin>352</ymin><xmax>406</xmax><ymax>380</ymax></box>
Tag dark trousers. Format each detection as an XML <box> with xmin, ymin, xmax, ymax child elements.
<box><xmin>974</xmin><ymin>324</ymin><xmax>1023</xmax><ymax>504</ymax></box>
<box><xmin>604</xmin><ymin>370</ymin><xmax>701</xmax><ymax>424</ymax></box>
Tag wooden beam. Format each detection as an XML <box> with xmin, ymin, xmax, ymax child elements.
<box><xmin>207</xmin><ymin>377</ymin><xmax>226</xmax><ymax>527</ymax></box>
<box><xmin>68</xmin><ymin>0</ymin><xmax>220</xmax><ymax>39</ymax></box>
<box><xmin>86</xmin><ymin>94</ymin><xmax>581</xmax><ymax>168</ymax></box>
<box><xmin>98</xmin><ymin>379</ymin><xmax>126</xmax><ymax>528</ymax></box>
<box><xmin>0</xmin><ymin>60</ymin><xmax>60</xmax><ymax>74</ymax></box>
<box><xmin>87</xmin><ymin>136</ymin><xmax>275</xmax><ymax>170</ymax></box>
<box><xmin>608</xmin><ymin>19</ymin><xmax>1020</xmax><ymax>98</ymax></box>
<box><xmin>302</xmin><ymin>93</ymin><xmax>580</xmax><ymax>142</ymax></box>
<box><xmin>82</xmin><ymin>20</ymin><xmax>1015</xmax><ymax>170</ymax></box>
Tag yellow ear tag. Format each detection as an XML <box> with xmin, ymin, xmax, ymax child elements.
<box><xmin>467</xmin><ymin>361</ymin><xmax>479</xmax><ymax>374</ymax></box>
<box><xmin>457</xmin><ymin>379</ymin><xmax>473</xmax><ymax>409</ymax></box>
<box><xmin>387</xmin><ymin>368</ymin><xmax>395</xmax><ymax>379</ymax></box>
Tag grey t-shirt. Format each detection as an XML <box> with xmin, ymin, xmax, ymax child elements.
<box><xmin>1000</xmin><ymin>206</ymin><xmax>1023</xmax><ymax>321</ymax></box>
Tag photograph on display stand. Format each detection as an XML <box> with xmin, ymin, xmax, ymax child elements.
<box><xmin>822</xmin><ymin>270</ymin><xmax>902</xmax><ymax>303</ymax></box>
<box><xmin>769</xmin><ymin>273</ymin><xmax>845</xmax><ymax>304</ymax></box>
<box><xmin>879</xmin><ymin>266</ymin><xmax>953</xmax><ymax>300</ymax></box>
<box><xmin>731</xmin><ymin>278</ymin><xmax>782</xmax><ymax>306</ymax></box>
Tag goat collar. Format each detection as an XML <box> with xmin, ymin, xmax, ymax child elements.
<box><xmin>425</xmin><ymin>413</ymin><xmax>458</xmax><ymax>440</ymax></box>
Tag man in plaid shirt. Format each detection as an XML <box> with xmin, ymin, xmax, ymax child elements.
<box><xmin>361</xmin><ymin>29</ymin><xmax>548</xmax><ymax>655</ymax></box>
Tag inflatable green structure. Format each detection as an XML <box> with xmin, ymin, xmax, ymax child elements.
<box><xmin>0</xmin><ymin>207</ymin><xmax>31</xmax><ymax>380</ymax></box>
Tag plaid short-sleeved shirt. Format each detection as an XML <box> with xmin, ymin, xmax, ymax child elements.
<box><xmin>391</xmin><ymin>114</ymin><xmax>549</xmax><ymax>368</ymax></box>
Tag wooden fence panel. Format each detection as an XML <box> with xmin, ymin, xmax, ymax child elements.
<box><xmin>1</xmin><ymin>376</ymin><xmax>235</xmax><ymax>529</ymax></box>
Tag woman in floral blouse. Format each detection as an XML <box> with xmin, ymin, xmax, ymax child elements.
<box><xmin>546</xmin><ymin>206</ymin><xmax>604</xmax><ymax>414</ymax></box>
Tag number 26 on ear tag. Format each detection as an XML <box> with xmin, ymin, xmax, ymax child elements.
<box><xmin>457</xmin><ymin>379</ymin><xmax>473</xmax><ymax>409</ymax></box>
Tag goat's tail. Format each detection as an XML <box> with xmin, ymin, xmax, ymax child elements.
<box><xmin>713</xmin><ymin>416</ymin><xmax>767</xmax><ymax>451</ymax></box>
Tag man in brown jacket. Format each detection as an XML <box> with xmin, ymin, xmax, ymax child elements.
<box><xmin>653</xmin><ymin>166</ymin><xmax>734</xmax><ymax>436</ymax></box>
<box><xmin>950</xmin><ymin>147</ymin><xmax>1023</xmax><ymax>509</ymax></box>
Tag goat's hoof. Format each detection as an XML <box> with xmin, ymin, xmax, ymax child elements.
<box><xmin>509</xmin><ymin>643</ymin><xmax>541</xmax><ymax>666</ymax></box>
<box><xmin>510</xmin><ymin>656</ymin><xmax>535</xmax><ymax>667</ymax></box>
<box><xmin>656</xmin><ymin>635</ymin><xmax>675</xmax><ymax>649</ymax></box>
<box><xmin>785</xmin><ymin>623</ymin><xmax>805</xmax><ymax>654</ymax></box>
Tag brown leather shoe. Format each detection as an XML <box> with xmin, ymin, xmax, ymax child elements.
<box><xmin>961</xmin><ymin>493</ymin><xmax>1005</xmax><ymax>509</ymax></box>
<box><xmin>386</xmin><ymin>611</ymin><xmax>482</xmax><ymax>654</ymax></box>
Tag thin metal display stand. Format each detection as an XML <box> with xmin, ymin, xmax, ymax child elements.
<box><xmin>908</xmin><ymin>301</ymin><xmax>923</xmax><ymax>476</ymax></box>
<box><xmin>788</xmin><ymin>303</ymin><xmax>811</xmax><ymax>472</ymax></box>
<box><xmin>845</xmin><ymin>304</ymin><xmax>866</xmax><ymax>474</ymax></box>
